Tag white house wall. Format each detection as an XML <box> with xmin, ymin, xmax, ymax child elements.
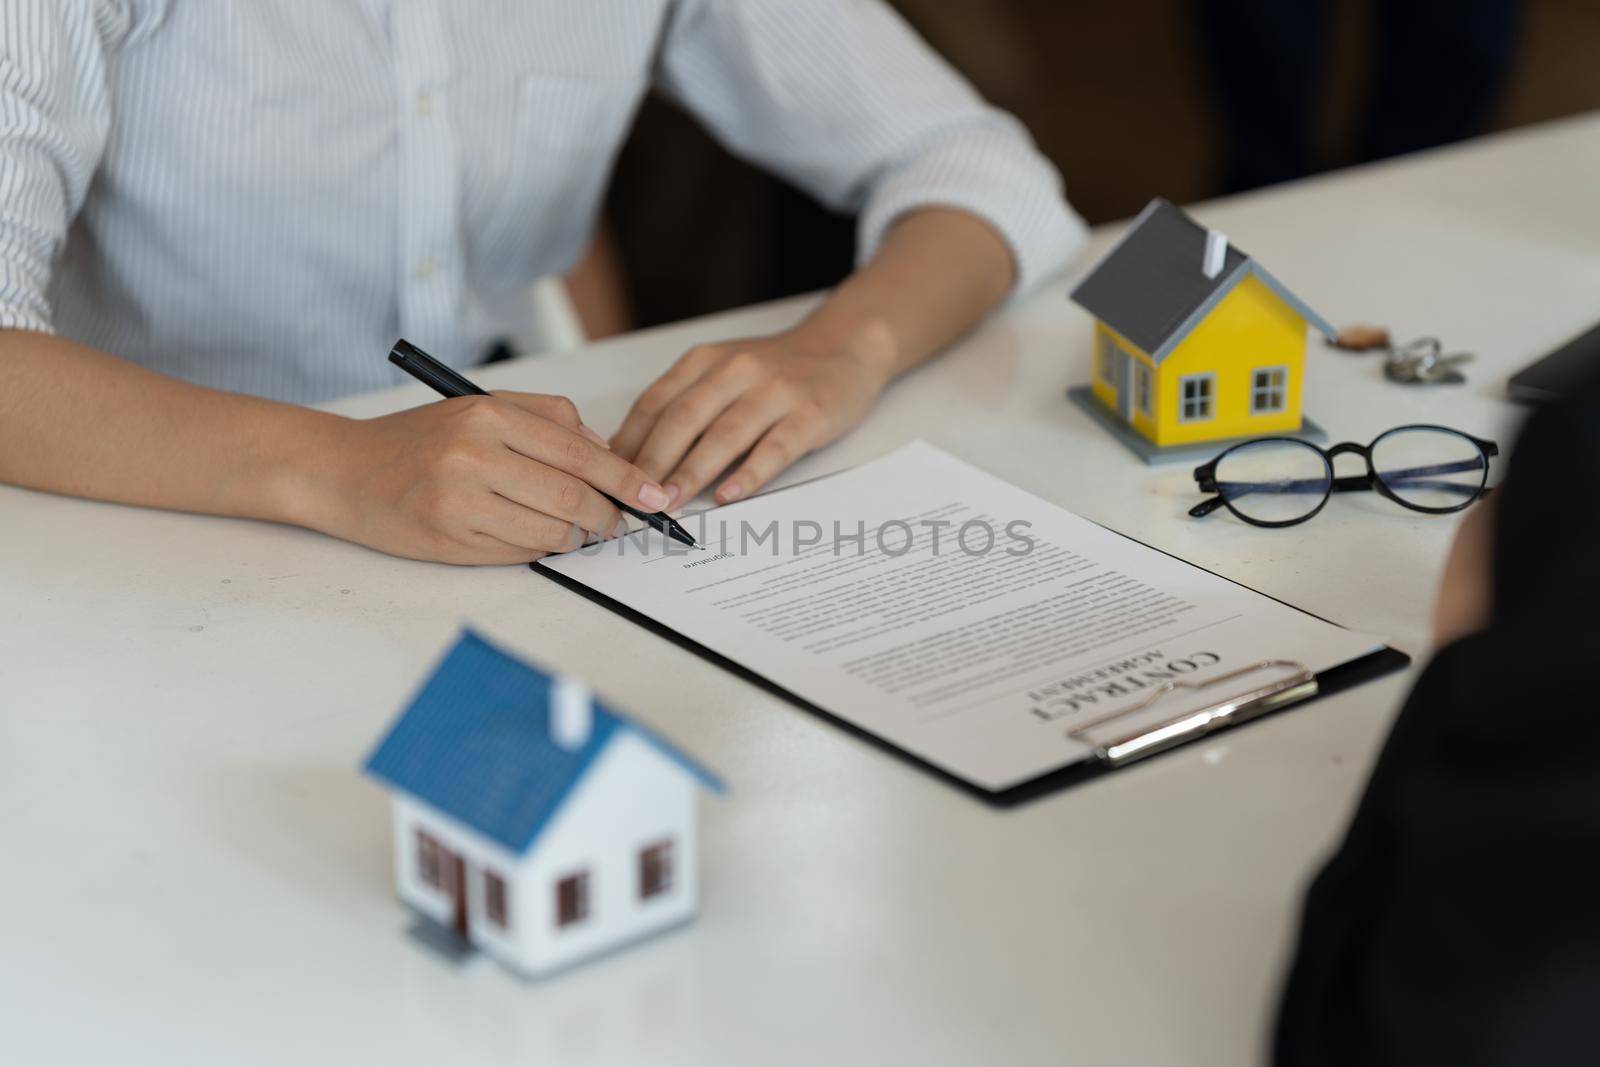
<box><xmin>511</xmin><ymin>731</ymin><xmax>699</xmax><ymax>977</ymax></box>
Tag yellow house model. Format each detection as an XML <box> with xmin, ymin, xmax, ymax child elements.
<box><xmin>1070</xmin><ymin>198</ymin><xmax>1335</xmax><ymax>450</ymax></box>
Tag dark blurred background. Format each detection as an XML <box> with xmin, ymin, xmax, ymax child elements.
<box><xmin>572</xmin><ymin>0</ymin><xmax>1600</xmax><ymax>338</ymax></box>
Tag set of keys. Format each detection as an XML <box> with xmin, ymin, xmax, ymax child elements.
<box><xmin>1383</xmin><ymin>336</ymin><xmax>1474</xmax><ymax>384</ymax></box>
<box><xmin>1332</xmin><ymin>326</ymin><xmax>1474</xmax><ymax>385</ymax></box>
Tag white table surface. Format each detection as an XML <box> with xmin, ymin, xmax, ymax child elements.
<box><xmin>5</xmin><ymin>112</ymin><xmax>1597</xmax><ymax>1066</ymax></box>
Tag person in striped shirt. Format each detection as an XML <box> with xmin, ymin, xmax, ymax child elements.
<box><xmin>0</xmin><ymin>1</ymin><xmax>1083</xmax><ymax>563</ymax></box>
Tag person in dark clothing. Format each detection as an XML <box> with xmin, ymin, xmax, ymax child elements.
<box><xmin>1275</xmin><ymin>360</ymin><xmax>1600</xmax><ymax>1064</ymax></box>
<box><xmin>1202</xmin><ymin>0</ymin><xmax>1522</xmax><ymax>193</ymax></box>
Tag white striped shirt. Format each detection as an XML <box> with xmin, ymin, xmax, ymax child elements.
<box><xmin>0</xmin><ymin>0</ymin><xmax>1084</xmax><ymax>403</ymax></box>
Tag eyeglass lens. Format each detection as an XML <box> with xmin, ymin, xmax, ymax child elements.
<box><xmin>1213</xmin><ymin>439</ymin><xmax>1332</xmax><ymax>525</ymax></box>
<box><xmin>1370</xmin><ymin>427</ymin><xmax>1487</xmax><ymax>511</ymax></box>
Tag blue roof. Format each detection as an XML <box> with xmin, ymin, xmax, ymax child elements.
<box><xmin>362</xmin><ymin>630</ymin><xmax>723</xmax><ymax>854</ymax></box>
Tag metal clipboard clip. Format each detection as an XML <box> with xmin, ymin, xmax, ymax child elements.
<box><xmin>1066</xmin><ymin>660</ymin><xmax>1318</xmax><ymax>768</ymax></box>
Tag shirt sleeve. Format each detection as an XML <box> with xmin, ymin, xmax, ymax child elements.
<box><xmin>0</xmin><ymin>1</ymin><xmax>124</xmax><ymax>334</ymax></box>
<box><xmin>654</xmin><ymin>0</ymin><xmax>1086</xmax><ymax>298</ymax></box>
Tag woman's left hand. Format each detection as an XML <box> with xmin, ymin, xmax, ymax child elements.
<box><xmin>610</xmin><ymin>330</ymin><xmax>894</xmax><ymax>508</ymax></box>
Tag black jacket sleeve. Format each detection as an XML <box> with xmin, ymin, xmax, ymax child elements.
<box><xmin>1274</xmin><ymin>366</ymin><xmax>1600</xmax><ymax>1066</ymax></box>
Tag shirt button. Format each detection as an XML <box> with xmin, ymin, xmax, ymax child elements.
<box><xmin>416</xmin><ymin>89</ymin><xmax>434</xmax><ymax>118</ymax></box>
<box><xmin>414</xmin><ymin>259</ymin><xmax>436</xmax><ymax>281</ymax></box>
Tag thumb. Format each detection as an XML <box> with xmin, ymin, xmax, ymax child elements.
<box><xmin>491</xmin><ymin>391</ymin><xmax>610</xmax><ymax>448</ymax></box>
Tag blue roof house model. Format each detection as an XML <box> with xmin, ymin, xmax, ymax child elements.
<box><xmin>363</xmin><ymin>629</ymin><xmax>723</xmax><ymax>979</ymax></box>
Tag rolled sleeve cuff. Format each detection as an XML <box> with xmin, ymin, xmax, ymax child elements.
<box><xmin>0</xmin><ymin>248</ymin><xmax>57</xmax><ymax>334</ymax></box>
<box><xmin>0</xmin><ymin>303</ymin><xmax>54</xmax><ymax>334</ymax></box>
<box><xmin>856</xmin><ymin>122</ymin><xmax>1087</xmax><ymax>301</ymax></box>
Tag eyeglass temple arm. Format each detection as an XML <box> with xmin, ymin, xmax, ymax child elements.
<box><xmin>1189</xmin><ymin>460</ymin><xmax>1225</xmax><ymax>518</ymax></box>
<box><xmin>1340</xmin><ymin>458</ymin><xmax>1490</xmax><ymax>496</ymax></box>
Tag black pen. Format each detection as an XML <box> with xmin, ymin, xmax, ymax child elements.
<box><xmin>387</xmin><ymin>339</ymin><xmax>699</xmax><ymax>550</ymax></box>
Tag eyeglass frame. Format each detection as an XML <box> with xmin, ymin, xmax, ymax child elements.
<box><xmin>1189</xmin><ymin>424</ymin><xmax>1500</xmax><ymax>528</ymax></box>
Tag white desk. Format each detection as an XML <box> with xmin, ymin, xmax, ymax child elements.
<box><xmin>5</xmin><ymin>113</ymin><xmax>1597</xmax><ymax>1066</ymax></box>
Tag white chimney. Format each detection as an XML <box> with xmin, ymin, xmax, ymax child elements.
<box><xmin>550</xmin><ymin>676</ymin><xmax>593</xmax><ymax>750</ymax></box>
<box><xmin>1203</xmin><ymin>229</ymin><xmax>1228</xmax><ymax>279</ymax></box>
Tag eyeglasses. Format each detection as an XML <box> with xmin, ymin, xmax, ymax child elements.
<box><xmin>1189</xmin><ymin>425</ymin><xmax>1499</xmax><ymax>527</ymax></box>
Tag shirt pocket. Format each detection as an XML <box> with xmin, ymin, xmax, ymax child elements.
<box><xmin>474</xmin><ymin>73</ymin><xmax>644</xmax><ymax>283</ymax></box>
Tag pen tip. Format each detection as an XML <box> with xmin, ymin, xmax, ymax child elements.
<box><xmin>664</xmin><ymin>521</ymin><xmax>699</xmax><ymax>550</ymax></box>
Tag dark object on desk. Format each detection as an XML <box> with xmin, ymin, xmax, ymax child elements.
<box><xmin>1275</xmin><ymin>358</ymin><xmax>1600</xmax><ymax>1065</ymax></box>
<box><xmin>1507</xmin><ymin>320</ymin><xmax>1600</xmax><ymax>403</ymax></box>
<box><xmin>386</xmin><ymin>340</ymin><xmax>698</xmax><ymax>550</ymax></box>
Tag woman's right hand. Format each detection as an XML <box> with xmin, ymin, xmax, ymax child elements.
<box><xmin>305</xmin><ymin>392</ymin><xmax>670</xmax><ymax>564</ymax></box>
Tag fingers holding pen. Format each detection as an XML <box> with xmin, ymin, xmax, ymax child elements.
<box><xmin>483</xmin><ymin>449</ymin><xmax>626</xmax><ymax>541</ymax></box>
<box><xmin>494</xmin><ymin>403</ymin><xmax>672</xmax><ymax>513</ymax></box>
<box><xmin>327</xmin><ymin>390</ymin><xmax>668</xmax><ymax>565</ymax></box>
<box><xmin>491</xmin><ymin>391</ymin><xmax>610</xmax><ymax>448</ymax></box>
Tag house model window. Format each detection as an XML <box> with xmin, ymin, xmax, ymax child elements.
<box><xmin>639</xmin><ymin>840</ymin><xmax>675</xmax><ymax>900</ymax></box>
<box><xmin>1096</xmin><ymin>333</ymin><xmax>1117</xmax><ymax>385</ymax></box>
<box><xmin>416</xmin><ymin>831</ymin><xmax>443</xmax><ymax>889</ymax></box>
<box><xmin>1179</xmin><ymin>373</ymin><xmax>1215</xmax><ymax>422</ymax></box>
<box><xmin>1251</xmin><ymin>367</ymin><xmax>1288</xmax><ymax>414</ymax></box>
<box><xmin>556</xmin><ymin>871</ymin><xmax>590</xmax><ymax>928</ymax></box>
<box><xmin>1135</xmin><ymin>362</ymin><xmax>1152</xmax><ymax>416</ymax></box>
<box><xmin>484</xmin><ymin>870</ymin><xmax>510</xmax><ymax>929</ymax></box>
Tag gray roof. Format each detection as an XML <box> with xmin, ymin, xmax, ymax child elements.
<box><xmin>1070</xmin><ymin>198</ymin><xmax>1335</xmax><ymax>363</ymax></box>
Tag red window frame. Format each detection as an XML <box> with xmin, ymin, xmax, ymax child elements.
<box><xmin>416</xmin><ymin>830</ymin><xmax>443</xmax><ymax>889</ymax></box>
<box><xmin>638</xmin><ymin>839</ymin><xmax>675</xmax><ymax>900</ymax></box>
<box><xmin>555</xmin><ymin>871</ymin><xmax>590</xmax><ymax>928</ymax></box>
<box><xmin>484</xmin><ymin>869</ymin><xmax>510</xmax><ymax>928</ymax></box>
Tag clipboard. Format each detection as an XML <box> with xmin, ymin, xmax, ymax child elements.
<box><xmin>533</xmin><ymin>544</ymin><xmax>1409</xmax><ymax>807</ymax></box>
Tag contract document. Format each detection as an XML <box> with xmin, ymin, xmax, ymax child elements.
<box><xmin>539</xmin><ymin>442</ymin><xmax>1392</xmax><ymax>796</ymax></box>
